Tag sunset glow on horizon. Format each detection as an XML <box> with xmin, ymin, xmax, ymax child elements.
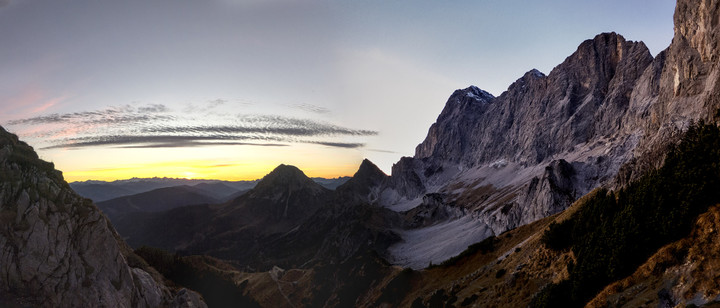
<box><xmin>40</xmin><ymin>143</ymin><xmax>364</xmax><ymax>182</ymax></box>
<box><xmin>59</xmin><ymin>161</ymin><xmax>360</xmax><ymax>183</ymax></box>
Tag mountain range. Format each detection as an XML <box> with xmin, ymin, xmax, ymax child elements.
<box><xmin>70</xmin><ymin>176</ymin><xmax>350</xmax><ymax>202</ymax></box>
<box><xmin>1</xmin><ymin>0</ymin><xmax>720</xmax><ymax>307</ymax></box>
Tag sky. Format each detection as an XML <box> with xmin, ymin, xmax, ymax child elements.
<box><xmin>0</xmin><ymin>0</ymin><xmax>676</xmax><ymax>182</ymax></box>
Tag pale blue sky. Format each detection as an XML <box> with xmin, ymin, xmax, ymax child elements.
<box><xmin>0</xmin><ymin>0</ymin><xmax>676</xmax><ymax>179</ymax></box>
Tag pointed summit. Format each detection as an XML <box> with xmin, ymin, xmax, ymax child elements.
<box><xmin>257</xmin><ymin>164</ymin><xmax>311</xmax><ymax>185</ymax></box>
<box><xmin>355</xmin><ymin>159</ymin><xmax>387</xmax><ymax>181</ymax></box>
<box><xmin>415</xmin><ymin>85</ymin><xmax>495</xmax><ymax>160</ymax></box>
<box><xmin>336</xmin><ymin>159</ymin><xmax>388</xmax><ymax>203</ymax></box>
<box><xmin>251</xmin><ymin>164</ymin><xmax>326</xmax><ymax>196</ymax></box>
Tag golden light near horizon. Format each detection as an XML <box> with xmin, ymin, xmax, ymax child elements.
<box><xmin>48</xmin><ymin>143</ymin><xmax>363</xmax><ymax>182</ymax></box>
<box><xmin>183</xmin><ymin>171</ymin><xmax>196</xmax><ymax>180</ymax></box>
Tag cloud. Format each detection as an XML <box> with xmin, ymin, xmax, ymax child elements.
<box><xmin>293</xmin><ymin>103</ymin><xmax>331</xmax><ymax>114</ymax></box>
<box><xmin>7</xmin><ymin>105</ymin><xmax>173</xmax><ymax>125</ymax></box>
<box><xmin>182</xmin><ymin>99</ymin><xmax>228</xmax><ymax>113</ymax></box>
<box><xmin>307</xmin><ymin>141</ymin><xmax>365</xmax><ymax>149</ymax></box>
<box><xmin>143</xmin><ymin>116</ymin><xmax>377</xmax><ymax>138</ymax></box>
<box><xmin>366</xmin><ymin>148</ymin><xmax>398</xmax><ymax>154</ymax></box>
<box><xmin>41</xmin><ymin>135</ymin><xmax>287</xmax><ymax>149</ymax></box>
<box><xmin>41</xmin><ymin>133</ymin><xmax>363</xmax><ymax>150</ymax></box>
<box><xmin>9</xmin><ymin>104</ymin><xmax>378</xmax><ymax>151</ymax></box>
<box><xmin>137</xmin><ymin>104</ymin><xmax>169</xmax><ymax>113</ymax></box>
<box><xmin>0</xmin><ymin>0</ymin><xmax>10</xmax><ymax>8</ymax></box>
<box><xmin>207</xmin><ymin>99</ymin><xmax>226</xmax><ymax>108</ymax></box>
<box><xmin>118</xmin><ymin>142</ymin><xmax>287</xmax><ymax>149</ymax></box>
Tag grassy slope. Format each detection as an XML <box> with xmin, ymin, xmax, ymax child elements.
<box><xmin>588</xmin><ymin>204</ymin><xmax>720</xmax><ymax>307</ymax></box>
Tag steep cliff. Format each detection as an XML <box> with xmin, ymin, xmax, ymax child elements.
<box><xmin>380</xmin><ymin>32</ymin><xmax>657</xmax><ymax>267</ymax></box>
<box><xmin>415</xmin><ymin>33</ymin><xmax>653</xmax><ymax>166</ymax></box>
<box><xmin>0</xmin><ymin>127</ymin><xmax>205</xmax><ymax>307</ymax></box>
<box><xmin>382</xmin><ymin>0</ymin><xmax>720</xmax><ymax>268</ymax></box>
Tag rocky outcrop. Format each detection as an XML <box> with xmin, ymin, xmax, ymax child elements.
<box><xmin>0</xmin><ymin>127</ymin><xmax>205</xmax><ymax>307</ymax></box>
<box><xmin>388</xmin><ymin>157</ymin><xmax>426</xmax><ymax>200</ymax></box>
<box><xmin>402</xmin><ymin>193</ymin><xmax>463</xmax><ymax>228</ymax></box>
<box><xmin>519</xmin><ymin>160</ymin><xmax>577</xmax><ymax>224</ymax></box>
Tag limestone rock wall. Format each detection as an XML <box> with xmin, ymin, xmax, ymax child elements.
<box><xmin>0</xmin><ymin>128</ymin><xmax>206</xmax><ymax>307</ymax></box>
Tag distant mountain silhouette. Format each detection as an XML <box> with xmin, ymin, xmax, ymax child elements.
<box><xmin>112</xmin><ymin>165</ymin><xmax>332</xmax><ymax>265</ymax></box>
<box><xmin>97</xmin><ymin>185</ymin><xmax>220</xmax><ymax>222</ymax></box>
<box><xmin>71</xmin><ymin>176</ymin><xmax>348</xmax><ymax>202</ymax></box>
<box><xmin>70</xmin><ymin>178</ymin><xmax>257</xmax><ymax>202</ymax></box>
<box><xmin>191</xmin><ymin>182</ymin><xmax>240</xmax><ymax>200</ymax></box>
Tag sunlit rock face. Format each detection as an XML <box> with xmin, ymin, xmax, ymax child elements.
<box><xmin>382</xmin><ymin>1</ymin><xmax>720</xmax><ymax>266</ymax></box>
<box><xmin>0</xmin><ymin>127</ymin><xmax>205</xmax><ymax>308</ymax></box>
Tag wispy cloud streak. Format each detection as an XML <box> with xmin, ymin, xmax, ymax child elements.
<box><xmin>293</xmin><ymin>103</ymin><xmax>331</xmax><ymax>114</ymax></box>
<box><xmin>143</xmin><ymin>122</ymin><xmax>376</xmax><ymax>137</ymax></box>
<box><xmin>8</xmin><ymin>103</ymin><xmax>377</xmax><ymax>151</ymax></box>
<box><xmin>308</xmin><ymin>141</ymin><xmax>365</xmax><ymax>149</ymax></box>
<box><xmin>8</xmin><ymin>105</ymin><xmax>173</xmax><ymax>125</ymax></box>
<box><xmin>42</xmin><ymin>134</ymin><xmax>364</xmax><ymax>150</ymax></box>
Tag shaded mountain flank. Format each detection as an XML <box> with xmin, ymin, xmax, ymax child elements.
<box><xmin>97</xmin><ymin>185</ymin><xmax>221</xmax><ymax>222</ymax></box>
<box><xmin>112</xmin><ymin>162</ymin><xmax>400</xmax><ymax>271</ymax></box>
<box><xmin>0</xmin><ymin>127</ymin><xmax>207</xmax><ymax>307</ymax></box>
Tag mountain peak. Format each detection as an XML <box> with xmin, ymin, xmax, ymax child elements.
<box><xmin>261</xmin><ymin>164</ymin><xmax>309</xmax><ymax>183</ymax></box>
<box><xmin>450</xmin><ymin>85</ymin><xmax>494</xmax><ymax>103</ymax></box>
<box><xmin>336</xmin><ymin>159</ymin><xmax>388</xmax><ymax>202</ymax></box>
<box><xmin>414</xmin><ymin>85</ymin><xmax>495</xmax><ymax>160</ymax></box>
<box><xmin>252</xmin><ymin>164</ymin><xmax>324</xmax><ymax>194</ymax></box>
<box><xmin>357</xmin><ymin>159</ymin><xmax>385</xmax><ymax>177</ymax></box>
<box><xmin>524</xmin><ymin>68</ymin><xmax>546</xmax><ymax>79</ymax></box>
<box><xmin>351</xmin><ymin>159</ymin><xmax>388</xmax><ymax>186</ymax></box>
<box><xmin>271</xmin><ymin>164</ymin><xmax>303</xmax><ymax>175</ymax></box>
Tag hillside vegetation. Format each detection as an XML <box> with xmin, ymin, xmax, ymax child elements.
<box><xmin>535</xmin><ymin>121</ymin><xmax>720</xmax><ymax>307</ymax></box>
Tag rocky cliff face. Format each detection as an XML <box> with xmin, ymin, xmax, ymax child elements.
<box><xmin>674</xmin><ymin>0</ymin><xmax>720</xmax><ymax>63</ymax></box>
<box><xmin>415</xmin><ymin>32</ymin><xmax>652</xmax><ymax>166</ymax></box>
<box><xmin>378</xmin><ymin>33</ymin><xmax>656</xmax><ymax>267</ymax></box>
<box><xmin>381</xmin><ymin>0</ymin><xmax>720</xmax><ymax>268</ymax></box>
<box><xmin>0</xmin><ymin>127</ymin><xmax>205</xmax><ymax>307</ymax></box>
<box><xmin>614</xmin><ymin>0</ymin><xmax>720</xmax><ymax>187</ymax></box>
